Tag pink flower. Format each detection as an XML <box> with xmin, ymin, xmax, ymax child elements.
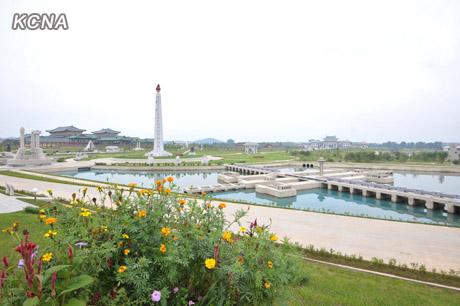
<box><xmin>2</xmin><ymin>256</ymin><xmax>9</xmax><ymax>268</ymax></box>
<box><xmin>173</xmin><ymin>287</ymin><xmax>179</xmax><ymax>294</ymax></box>
<box><xmin>151</xmin><ymin>290</ymin><xmax>161</xmax><ymax>302</ymax></box>
<box><xmin>189</xmin><ymin>301</ymin><xmax>195</xmax><ymax>305</ymax></box>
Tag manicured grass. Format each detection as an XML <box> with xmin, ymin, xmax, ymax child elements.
<box><xmin>0</xmin><ymin>171</ymin><xmax>93</xmax><ymax>188</ymax></box>
<box><xmin>0</xmin><ymin>211</ymin><xmax>52</xmax><ymax>264</ymax></box>
<box><xmin>280</xmin><ymin>261</ymin><xmax>460</xmax><ymax>305</ymax></box>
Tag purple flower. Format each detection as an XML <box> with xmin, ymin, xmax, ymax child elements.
<box><xmin>151</xmin><ymin>290</ymin><xmax>161</xmax><ymax>302</ymax></box>
<box><xmin>17</xmin><ymin>259</ymin><xmax>24</xmax><ymax>269</ymax></box>
<box><xmin>198</xmin><ymin>296</ymin><xmax>202</xmax><ymax>302</ymax></box>
<box><xmin>75</xmin><ymin>242</ymin><xmax>88</xmax><ymax>249</ymax></box>
<box><xmin>189</xmin><ymin>301</ymin><xmax>195</xmax><ymax>305</ymax></box>
<box><xmin>173</xmin><ymin>287</ymin><xmax>179</xmax><ymax>294</ymax></box>
<box><xmin>31</xmin><ymin>251</ymin><xmax>38</xmax><ymax>260</ymax></box>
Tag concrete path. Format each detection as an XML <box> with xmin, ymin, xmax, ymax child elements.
<box><xmin>0</xmin><ymin>173</ymin><xmax>460</xmax><ymax>272</ymax></box>
<box><xmin>0</xmin><ymin>193</ymin><xmax>35</xmax><ymax>213</ymax></box>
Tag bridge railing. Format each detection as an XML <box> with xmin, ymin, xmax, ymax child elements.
<box><xmin>325</xmin><ymin>177</ymin><xmax>460</xmax><ymax>200</ymax></box>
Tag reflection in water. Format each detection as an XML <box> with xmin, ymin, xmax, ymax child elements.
<box><xmin>56</xmin><ymin>169</ymin><xmax>460</xmax><ymax>226</ymax></box>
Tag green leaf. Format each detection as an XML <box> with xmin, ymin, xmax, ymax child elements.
<box><xmin>63</xmin><ymin>298</ymin><xmax>87</xmax><ymax>306</ymax></box>
<box><xmin>43</xmin><ymin>265</ymin><xmax>71</xmax><ymax>285</ymax></box>
<box><xmin>23</xmin><ymin>296</ymin><xmax>39</xmax><ymax>306</ymax></box>
<box><xmin>57</xmin><ymin>275</ymin><xmax>94</xmax><ymax>297</ymax></box>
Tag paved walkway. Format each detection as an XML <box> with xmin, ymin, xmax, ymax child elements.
<box><xmin>1</xmin><ymin>174</ymin><xmax>460</xmax><ymax>271</ymax></box>
<box><xmin>0</xmin><ymin>193</ymin><xmax>35</xmax><ymax>213</ymax></box>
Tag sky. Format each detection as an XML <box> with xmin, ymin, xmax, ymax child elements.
<box><xmin>0</xmin><ymin>0</ymin><xmax>459</xmax><ymax>143</ymax></box>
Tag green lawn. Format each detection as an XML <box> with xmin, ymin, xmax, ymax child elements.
<box><xmin>0</xmin><ymin>211</ymin><xmax>52</xmax><ymax>265</ymax></box>
<box><xmin>2</xmin><ymin>211</ymin><xmax>459</xmax><ymax>305</ymax></box>
<box><xmin>280</xmin><ymin>261</ymin><xmax>460</xmax><ymax>305</ymax></box>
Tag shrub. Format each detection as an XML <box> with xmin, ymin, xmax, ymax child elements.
<box><xmin>2</xmin><ymin>180</ymin><xmax>306</xmax><ymax>305</ymax></box>
<box><xmin>56</xmin><ymin>157</ymin><xmax>66</xmax><ymax>162</ymax></box>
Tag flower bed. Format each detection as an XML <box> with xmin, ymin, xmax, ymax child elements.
<box><xmin>1</xmin><ymin>178</ymin><xmax>306</xmax><ymax>305</ymax></box>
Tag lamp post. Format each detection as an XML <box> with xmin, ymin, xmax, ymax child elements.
<box><xmin>318</xmin><ymin>157</ymin><xmax>325</xmax><ymax>176</ymax></box>
<box><xmin>32</xmin><ymin>188</ymin><xmax>38</xmax><ymax>202</ymax></box>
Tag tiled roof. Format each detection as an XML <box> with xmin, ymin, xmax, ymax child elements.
<box><xmin>92</xmin><ymin>128</ymin><xmax>121</xmax><ymax>134</ymax></box>
<box><xmin>46</xmin><ymin>126</ymin><xmax>86</xmax><ymax>133</ymax></box>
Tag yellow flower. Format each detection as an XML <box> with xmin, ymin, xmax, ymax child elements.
<box><xmin>205</xmin><ymin>258</ymin><xmax>216</xmax><ymax>269</ymax></box>
<box><xmin>82</xmin><ymin>187</ymin><xmax>88</xmax><ymax>193</ymax></box>
<box><xmin>222</xmin><ymin>231</ymin><xmax>231</xmax><ymax>241</ymax></box>
<box><xmin>79</xmin><ymin>212</ymin><xmax>91</xmax><ymax>217</ymax></box>
<box><xmin>269</xmin><ymin>234</ymin><xmax>278</xmax><ymax>241</ymax></box>
<box><xmin>165</xmin><ymin>188</ymin><xmax>171</xmax><ymax>194</ymax></box>
<box><xmin>45</xmin><ymin>218</ymin><xmax>57</xmax><ymax>225</ymax></box>
<box><xmin>147</xmin><ymin>190</ymin><xmax>153</xmax><ymax>195</ymax></box>
<box><xmin>44</xmin><ymin>230</ymin><xmax>57</xmax><ymax>237</ymax></box>
<box><xmin>97</xmin><ymin>186</ymin><xmax>103</xmax><ymax>191</ymax></box>
<box><xmin>265</xmin><ymin>282</ymin><xmax>270</xmax><ymax>288</ymax></box>
<box><xmin>113</xmin><ymin>183</ymin><xmax>118</xmax><ymax>188</ymax></box>
<box><xmin>161</xmin><ymin>227</ymin><xmax>171</xmax><ymax>236</ymax></box>
<box><xmin>105</xmin><ymin>218</ymin><xmax>110</xmax><ymax>221</ymax></box>
<box><xmin>42</xmin><ymin>252</ymin><xmax>53</xmax><ymax>261</ymax></box>
<box><xmin>122</xmin><ymin>234</ymin><xmax>129</xmax><ymax>239</ymax></box>
<box><xmin>39</xmin><ymin>209</ymin><xmax>44</xmax><ymax>213</ymax></box>
<box><xmin>13</xmin><ymin>221</ymin><xmax>19</xmax><ymax>227</ymax></box>
<box><xmin>100</xmin><ymin>226</ymin><xmax>108</xmax><ymax>232</ymax></box>
<box><xmin>124</xmin><ymin>249</ymin><xmax>130</xmax><ymax>255</ymax></box>
<box><xmin>173</xmin><ymin>236</ymin><xmax>179</xmax><ymax>241</ymax></box>
<box><xmin>240</xmin><ymin>227</ymin><xmax>246</xmax><ymax>233</ymax></box>
<box><xmin>155</xmin><ymin>180</ymin><xmax>162</xmax><ymax>185</ymax></box>
<box><xmin>167</xmin><ymin>177</ymin><xmax>174</xmax><ymax>182</ymax></box>
<box><xmin>114</xmin><ymin>201</ymin><xmax>120</xmax><ymax>205</ymax></box>
<box><xmin>47</xmin><ymin>189</ymin><xmax>53</xmax><ymax>194</ymax></box>
<box><xmin>178</xmin><ymin>199</ymin><xmax>186</xmax><ymax>205</ymax></box>
<box><xmin>118</xmin><ymin>266</ymin><xmax>127</xmax><ymax>273</ymax></box>
<box><xmin>70</xmin><ymin>201</ymin><xmax>78</xmax><ymax>205</ymax></box>
<box><xmin>268</xmin><ymin>261</ymin><xmax>273</xmax><ymax>269</ymax></box>
<box><xmin>237</xmin><ymin>256</ymin><xmax>243</xmax><ymax>264</ymax></box>
<box><xmin>38</xmin><ymin>214</ymin><xmax>46</xmax><ymax>219</ymax></box>
<box><xmin>218</xmin><ymin>203</ymin><xmax>226</xmax><ymax>209</ymax></box>
<box><xmin>128</xmin><ymin>183</ymin><xmax>137</xmax><ymax>187</ymax></box>
<box><xmin>118</xmin><ymin>241</ymin><xmax>123</xmax><ymax>248</ymax></box>
<box><xmin>160</xmin><ymin>244</ymin><xmax>166</xmax><ymax>253</ymax></box>
<box><xmin>139</xmin><ymin>210</ymin><xmax>147</xmax><ymax>217</ymax></box>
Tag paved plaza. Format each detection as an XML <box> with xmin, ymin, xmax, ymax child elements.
<box><xmin>0</xmin><ymin>173</ymin><xmax>460</xmax><ymax>272</ymax></box>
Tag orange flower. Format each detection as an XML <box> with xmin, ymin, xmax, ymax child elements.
<box><xmin>118</xmin><ymin>266</ymin><xmax>127</xmax><ymax>273</ymax></box>
<box><xmin>265</xmin><ymin>282</ymin><xmax>270</xmax><ymax>288</ymax></box>
<box><xmin>114</xmin><ymin>201</ymin><xmax>120</xmax><ymax>205</ymax></box>
<box><xmin>155</xmin><ymin>180</ymin><xmax>162</xmax><ymax>185</ymax></box>
<box><xmin>237</xmin><ymin>256</ymin><xmax>243</xmax><ymax>264</ymax></box>
<box><xmin>165</xmin><ymin>188</ymin><xmax>171</xmax><ymax>194</ymax></box>
<box><xmin>173</xmin><ymin>236</ymin><xmax>179</xmax><ymax>241</ymax></box>
<box><xmin>124</xmin><ymin>249</ymin><xmax>130</xmax><ymax>255</ymax></box>
<box><xmin>268</xmin><ymin>261</ymin><xmax>273</xmax><ymax>269</ymax></box>
<box><xmin>45</xmin><ymin>218</ymin><xmax>57</xmax><ymax>225</ymax></box>
<box><xmin>160</xmin><ymin>244</ymin><xmax>166</xmax><ymax>253</ymax></box>
<box><xmin>161</xmin><ymin>227</ymin><xmax>171</xmax><ymax>236</ymax></box>
<box><xmin>257</xmin><ymin>227</ymin><xmax>262</xmax><ymax>232</ymax></box>
<box><xmin>167</xmin><ymin>177</ymin><xmax>174</xmax><ymax>182</ymax></box>
<box><xmin>201</xmin><ymin>192</ymin><xmax>206</xmax><ymax>196</ymax></box>
<box><xmin>196</xmin><ymin>225</ymin><xmax>201</xmax><ymax>229</ymax></box>
<box><xmin>178</xmin><ymin>199</ymin><xmax>186</xmax><ymax>205</ymax></box>
<box><xmin>218</xmin><ymin>203</ymin><xmax>226</xmax><ymax>209</ymax></box>
<box><xmin>128</xmin><ymin>183</ymin><xmax>137</xmax><ymax>187</ymax></box>
<box><xmin>139</xmin><ymin>210</ymin><xmax>147</xmax><ymax>217</ymax></box>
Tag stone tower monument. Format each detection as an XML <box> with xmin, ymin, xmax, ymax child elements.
<box><xmin>145</xmin><ymin>84</ymin><xmax>172</xmax><ymax>157</ymax></box>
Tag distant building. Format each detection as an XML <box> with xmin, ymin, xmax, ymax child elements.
<box><xmin>446</xmin><ymin>146</ymin><xmax>459</xmax><ymax>162</ymax></box>
<box><xmin>304</xmin><ymin>136</ymin><xmax>368</xmax><ymax>150</ymax></box>
<box><xmin>25</xmin><ymin>125</ymin><xmax>148</xmax><ymax>148</ymax></box>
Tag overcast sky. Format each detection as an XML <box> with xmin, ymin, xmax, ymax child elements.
<box><xmin>0</xmin><ymin>0</ymin><xmax>459</xmax><ymax>143</ymax></box>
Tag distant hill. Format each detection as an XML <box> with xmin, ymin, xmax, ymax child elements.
<box><xmin>191</xmin><ymin>138</ymin><xmax>224</xmax><ymax>144</ymax></box>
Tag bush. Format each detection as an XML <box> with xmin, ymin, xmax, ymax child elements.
<box><xmin>2</xmin><ymin>181</ymin><xmax>305</xmax><ymax>305</ymax></box>
<box><xmin>56</xmin><ymin>157</ymin><xmax>66</xmax><ymax>162</ymax></box>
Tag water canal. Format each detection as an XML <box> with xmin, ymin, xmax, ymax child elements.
<box><xmin>55</xmin><ymin>168</ymin><xmax>460</xmax><ymax>226</ymax></box>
